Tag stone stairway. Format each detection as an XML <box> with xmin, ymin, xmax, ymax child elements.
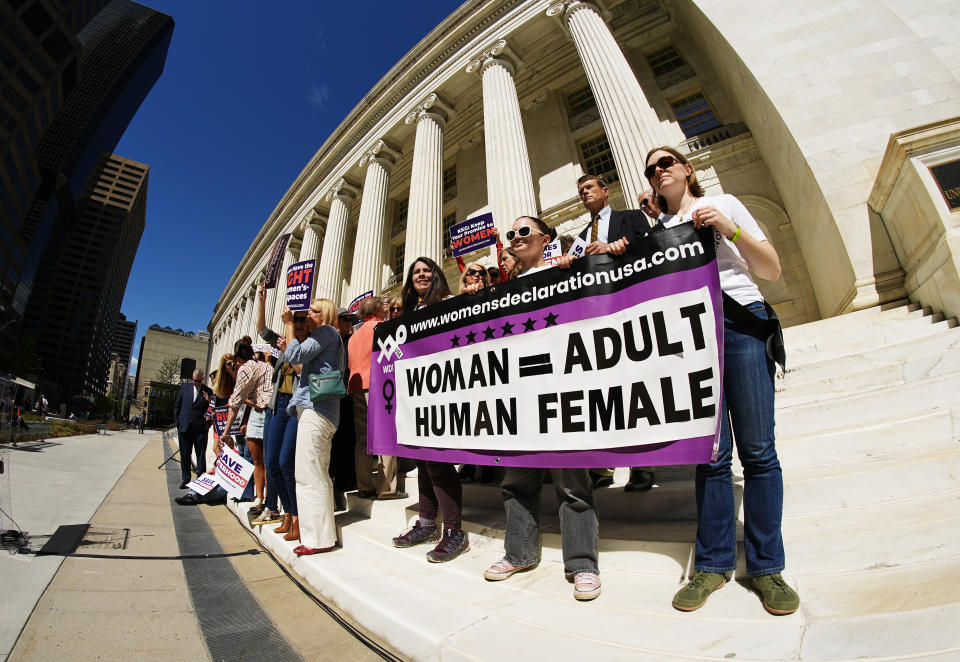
<box><xmin>227</xmin><ymin>300</ymin><xmax>960</xmax><ymax>661</ymax></box>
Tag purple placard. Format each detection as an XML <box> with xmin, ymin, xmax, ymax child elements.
<box><xmin>285</xmin><ymin>259</ymin><xmax>315</xmax><ymax>311</ymax></box>
<box><xmin>449</xmin><ymin>212</ymin><xmax>497</xmax><ymax>258</ymax></box>
<box><xmin>264</xmin><ymin>233</ymin><xmax>291</xmax><ymax>289</ymax></box>
<box><xmin>348</xmin><ymin>290</ymin><xmax>373</xmax><ymax>314</ymax></box>
<box><xmin>368</xmin><ymin>224</ymin><xmax>724</xmax><ymax>468</ymax></box>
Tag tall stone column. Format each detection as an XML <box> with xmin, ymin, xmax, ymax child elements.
<box><xmin>300</xmin><ymin>211</ymin><xmax>326</xmax><ymax>265</ymax></box>
<box><xmin>239</xmin><ymin>284</ymin><xmax>256</xmax><ymax>338</ymax></box>
<box><xmin>349</xmin><ymin>140</ymin><xmax>400</xmax><ymax>301</ymax></box>
<box><xmin>316</xmin><ymin>179</ymin><xmax>358</xmax><ymax>302</ymax></box>
<box><xmin>547</xmin><ymin>0</ymin><xmax>678</xmax><ymax>207</ymax></box>
<box><xmin>270</xmin><ymin>238</ymin><xmax>301</xmax><ymax>331</ymax></box>
<box><xmin>467</xmin><ymin>41</ymin><xmax>538</xmax><ymax>235</ymax></box>
<box><xmin>403</xmin><ymin>94</ymin><xmax>452</xmax><ymax>274</ymax></box>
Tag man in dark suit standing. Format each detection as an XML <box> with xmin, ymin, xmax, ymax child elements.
<box><xmin>576</xmin><ymin>174</ymin><xmax>650</xmax><ymax>253</ymax></box>
<box><xmin>173</xmin><ymin>369</ymin><xmax>212</xmax><ymax>489</ymax></box>
<box><xmin>576</xmin><ymin>174</ymin><xmax>657</xmax><ymax>493</ymax></box>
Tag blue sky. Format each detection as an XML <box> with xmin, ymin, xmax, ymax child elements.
<box><xmin>116</xmin><ymin>1</ymin><xmax>464</xmax><ymax>373</ymax></box>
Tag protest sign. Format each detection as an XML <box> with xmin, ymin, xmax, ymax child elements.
<box><xmin>349</xmin><ymin>291</ymin><xmax>373</xmax><ymax>314</ymax></box>
<box><xmin>567</xmin><ymin>235</ymin><xmax>587</xmax><ymax>258</ymax></box>
<box><xmin>542</xmin><ymin>239</ymin><xmax>563</xmax><ymax>264</ymax></box>
<box><xmin>252</xmin><ymin>343</ymin><xmax>280</xmax><ymax>358</ymax></box>
<box><xmin>213</xmin><ymin>447</ymin><xmax>254</xmax><ymax>499</ymax></box>
<box><xmin>285</xmin><ymin>259</ymin><xmax>315</xmax><ymax>311</ymax></box>
<box><xmin>264</xmin><ymin>234</ymin><xmax>291</xmax><ymax>288</ymax></box>
<box><xmin>369</xmin><ymin>223</ymin><xmax>723</xmax><ymax>468</ymax></box>
<box><xmin>212</xmin><ymin>406</ymin><xmax>229</xmax><ymax>437</ymax></box>
<box><xmin>186</xmin><ymin>473</ymin><xmax>218</xmax><ymax>495</ymax></box>
<box><xmin>449</xmin><ymin>213</ymin><xmax>497</xmax><ymax>257</ymax></box>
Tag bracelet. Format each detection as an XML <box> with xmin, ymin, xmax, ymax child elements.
<box><xmin>730</xmin><ymin>225</ymin><xmax>741</xmax><ymax>243</ymax></box>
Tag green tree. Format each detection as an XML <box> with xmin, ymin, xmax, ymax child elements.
<box><xmin>154</xmin><ymin>357</ymin><xmax>184</xmax><ymax>387</ymax></box>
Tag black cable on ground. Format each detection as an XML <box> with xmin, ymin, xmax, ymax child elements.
<box><xmin>235</xmin><ymin>518</ymin><xmax>403</xmax><ymax>662</ymax></box>
<box><xmin>22</xmin><ymin>549</ymin><xmax>262</xmax><ymax>560</ymax></box>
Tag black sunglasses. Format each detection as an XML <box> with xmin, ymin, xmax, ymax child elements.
<box><xmin>644</xmin><ymin>155</ymin><xmax>681</xmax><ymax>180</ymax></box>
<box><xmin>465</xmin><ymin>268</ymin><xmax>486</xmax><ymax>278</ymax></box>
<box><xmin>505</xmin><ymin>226</ymin><xmax>545</xmax><ymax>242</ymax></box>
<box><xmin>389</xmin><ymin>306</ymin><xmax>402</xmax><ymax>312</ymax></box>
<box><xmin>293</xmin><ymin>316</ymin><xmax>308</xmax><ymax>323</ymax></box>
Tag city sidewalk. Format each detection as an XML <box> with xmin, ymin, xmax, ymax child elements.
<box><xmin>0</xmin><ymin>430</ymin><xmax>152</xmax><ymax>661</ymax></box>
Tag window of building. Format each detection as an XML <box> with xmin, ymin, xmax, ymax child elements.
<box><xmin>646</xmin><ymin>45</ymin><xmax>685</xmax><ymax>77</ymax></box>
<box><xmin>578</xmin><ymin>133</ymin><xmax>618</xmax><ymax>183</ymax></box>
<box><xmin>392</xmin><ymin>243</ymin><xmax>404</xmax><ymax>277</ymax></box>
<box><xmin>443</xmin><ymin>164</ymin><xmax>456</xmax><ymax>202</ymax></box>
<box><xmin>566</xmin><ymin>85</ymin><xmax>597</xmax><ymax>116</ymax></box>
<box><xmin>393</xmin><ymin>198</ymin><xmax>408</xmax><ymax>237</ymax></box>
<box><xmin>670</xmin><ymin>92</ymin><xmax>721</xmax><ymax>138</ymax></box>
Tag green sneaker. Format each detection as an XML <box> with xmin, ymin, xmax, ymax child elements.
<box><xmin>751</xmin><ymin>573</ymin><xmax>800</xmax><ymax>615</ymax></box>
<box><xmin>672</xmin><ymin>571</ymin><xmax>726</xmax><ymax>611</ymax></box>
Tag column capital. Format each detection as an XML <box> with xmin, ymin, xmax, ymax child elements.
<box><xmin>546</xmin><ymin>0</ymin><xmax>611</xmax><ymax>27</ymax></box>
<box><xmin>358</xmin><ymin>139</ymin><xmax>401</xmax><ymax>170</ymax></box>
<box><xmin>248</xmin><ymin>283</ymin><xmax>258</xmax><ymax>297</ymax></box>
<box><xmin>466</xmin><ymin>39</ymin><xmax>525</xmax><ymax>77</ymax></box>
<box><xmin>286</xmin><ymin>237</ymin><xmax>303</xmax><ymax>256</ymax></box>
<box><xmin>404</xmin><ymin>92</ymin><xmax>454</xmax><ymax>127</ymax></box>
<box><xmin>324</xmin><ymin>178</ymin><xmax>359</xmax><ymax>204</ymax></box>
<box><xmin>303</xmin><ymin>209</ymin><xmax>327</xmax><ymax>232</ymax></box>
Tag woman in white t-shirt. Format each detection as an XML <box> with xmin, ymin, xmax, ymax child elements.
<box><xmin>482</xmin><ymin>216</ymin><xmax>602</xmax><ymax>602</ymax></box>
<box><xmin>645</xmin><ymin>146</ymin><xmax>799</xmax><ymax>616</ymax></box>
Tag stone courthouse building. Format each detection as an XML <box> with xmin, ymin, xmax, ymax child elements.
<box><xmin>209</xmin><ymin>0</ymin><xmax>959</xmax><ymax>356</ymax></box>
<box><xmin>206</xmin><ymin>3</ymin><xmax>960</xmax><ymax>658</ymax></box>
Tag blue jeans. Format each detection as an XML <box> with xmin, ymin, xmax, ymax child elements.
<box><xmin>695</xmin><ymin>301</ymin><xmax>784</xmax><ymax>576</ymax></box>
<box><xmin>265</xmin><ymin>394</ymin><xmax>298</xmax><ymax>515</ymax></box>
<box><xmin>237</xmin><ymin>434</ymin><xmax>256</xmax><ymax>500</ymax></box>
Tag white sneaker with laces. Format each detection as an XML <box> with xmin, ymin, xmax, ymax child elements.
<box><xmin>573</xmin><ymin>571</ymin><xmax>601</xmax><ymax>601</ymax></box>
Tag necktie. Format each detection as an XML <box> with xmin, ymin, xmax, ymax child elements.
<box><xmin>590</xmin><ymin>214</ymin><xmax>599</xmax><ymax>243</ymax></box>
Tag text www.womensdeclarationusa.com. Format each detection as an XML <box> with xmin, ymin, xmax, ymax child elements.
<box><xmin>408</xmin><ymin>241</ymin><xmax>705</xmax><ymax>335</ymax></box>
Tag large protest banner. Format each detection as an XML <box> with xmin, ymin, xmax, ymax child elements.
<box><xmin>450</xmin><ymin>212</ymin><xmax>497</xmax><ymax>257</ymax></box>
<box><xmin>264</xmin><ymin>234</ymin><xmax>291</xmax><ymax>288</ymax></box>
<box><xmin>285</xmin><ymin>259</ymin><xmax>315</xmax><ymax>311</ymax></box>
<box><xmin>369</xmin><ymin>223</ymin><xmax>723</xmax><ymax>467</ymax></box>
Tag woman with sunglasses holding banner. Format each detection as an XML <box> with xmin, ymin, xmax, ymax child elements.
<box><xmin>482</xmin><ymin>216</ymin><xmax>602</xmax><ymax>602</ymax></box>
<box><xmin>391</xmin><ymin>256</ymin><xmax>470</xmax><ymax>563</ymax></box>
<box><xmin>644</xmin><ymin>146</ymin><xmax>798</xmax><ymax>615</ymax></box>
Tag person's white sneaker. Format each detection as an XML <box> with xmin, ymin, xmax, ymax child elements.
<box><xmin>573</xmin><ymin>571</ymin><xmax>601</xmax><ymax>601</ymax></box>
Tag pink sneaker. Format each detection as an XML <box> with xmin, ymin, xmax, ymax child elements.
<box><xmin>483</xmin><ymin>558</ymin><xmax>536</xmax><ymax>581</ymax></box>
<box><xmin>573</xmin><ymin>571</ymin><xmax>601</xmax><ymax>601</ymax></box>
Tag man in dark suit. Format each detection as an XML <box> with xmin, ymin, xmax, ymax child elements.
<box><xmin>576</xmin><ymin>174</ymin><xmax>650</xmax><ymax>253</ymax></box>
<box><xmin>576</xmin><ymin>174</ymin><xmax>657</xmax><ymax>493</ymax></box>
<box><xmin>173</xmin><ymin>369</ymin><xmax>212</xmax><ymax>489</ymax></box>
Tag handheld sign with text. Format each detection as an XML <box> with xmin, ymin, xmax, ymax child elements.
<box><xmin>567</xmin><ymin>236</ymin><xmax>587</xmax><ymax>258</ymax></box>
<box><xmin>285</xmin><ymin>259</ymin><xmax>315</xmax><ymax>311</ymax></box>
<box><xmin>449</xmin><ymin>213</ymin><xmax>497</xmax><ymax>258</ymax></box>
<box><xmin>542</xmin><ymin>239</ymin><xmax>563</xmax><ymax>264</ymax></box>
<box><xmin>186</xmin><ymin>473</ymin><xmax>218</xmax><ymax>495</ymax></box>
<box><xmin>212</xmin><ymin>406</ymin><xmax>229</xmax><ymax>437</ymax></box>
<box><xmin>349</xmin><ymin>290</ymin><xmax>373</xmax><ymax>314</ymax></box>
<box><xmin>369</xmin><ymin>223</ymin><xmax>723</xmax><ymax>468</ymax></box>
<box><xmin>252</xmin><ymin>343</ymin><xmax>280</xmax><ymax>358</ymax></box>
<box><xmin>264</xmin><ymin>234</ymin><xmax>291</xmax><ymax>288</ymax></box>
<box><xmin>213</xmin><ymin>447</ymin><xmax>254</xmax><ymax>499</ymax></box>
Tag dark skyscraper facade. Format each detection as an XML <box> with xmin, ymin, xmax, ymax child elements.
<box><xmin>30</xmin><ymin>153</ymin><xmax>148</xmax><ymax>400</ymax></box>
<box><xmin>0</xmin><ymin>0</ymin><xmax>173</xmax><ymax>406</ymax></box>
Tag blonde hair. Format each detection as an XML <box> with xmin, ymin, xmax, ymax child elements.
<box><xmin>308</xmin><ymin>298</ymin><xmax>337</xmax><ymax>327</ymax></box>
<box><xmin>213</xmin><ymin>353</ymin><xmax>235</xmax><ymax>399</ymax></box>
<box><xmin>458</xmin><ymin>261</ymin><xmax>489</xmax><ymax>293</ymax></box>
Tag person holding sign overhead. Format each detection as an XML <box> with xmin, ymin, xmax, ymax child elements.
<box><xmin>391</xmin><ymin>256</ymin><xmax>469</xmax><ymax>564</ymax></box>
<box><xmin>482</xmin><ymin>215</ymin><xmax>602</xmax><ymax>602</ymax></box>
<box><xmin>644</xmin><ymin>146</ymin><xmax>797</xmax><ymax>615</ymax></box>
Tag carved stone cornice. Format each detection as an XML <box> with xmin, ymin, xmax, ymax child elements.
<box><xmin>465</xmin><ymin>39</ymin><xmax>525</xmax><ymax>77</ymax></box>
<box><xmin>404</xmin><ymin>93</ymin><xmax>455</xmax><ymax>127</ymax></box>
<box><xmin>358</xmin><ymin>139</ymin><xmax>401</xmax><ymax>170</ymax></box>
<box><xmin>324</xmin><ymin>178</ymin><xmax>359</xmax><ymax>205</ymax></box>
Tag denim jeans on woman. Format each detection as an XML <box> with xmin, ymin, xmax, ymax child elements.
<box><xmin>695</xmin><ymin>301</ymin><xmax>784</xmax><ymax>576</ymax></box>
<box><xmin>264</xmin><ymin>393</ymin><xmax>297</xmax><ymax>515</ymax></box>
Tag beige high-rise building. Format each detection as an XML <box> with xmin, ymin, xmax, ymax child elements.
<box><xmin>131</xmin><ymin>324</ymin><xmax>209</xmax><ymax>424</ymax></box>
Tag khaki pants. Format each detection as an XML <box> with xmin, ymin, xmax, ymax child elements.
<box><xmin>353</xmin><ymin>391</ymin><xmax>398</xmax><ymax>496</ymax></box>
<box><xmin>295</xmin><ymin>407</ymin><xmax>338</xmax><ymax>549</ymax></box>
